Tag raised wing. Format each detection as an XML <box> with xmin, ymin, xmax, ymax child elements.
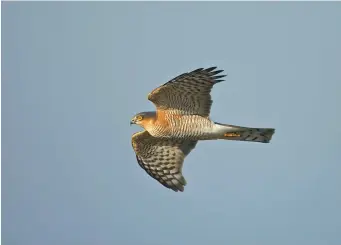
<box><xmin>131</xmin><ymin>131</ymin><xmax>197</xmax><ymax>192</ymax></box>
<box><xmin>148</xmin><ymin>67</ymin><xmax>226</xmax><ymax>117</ymax></box>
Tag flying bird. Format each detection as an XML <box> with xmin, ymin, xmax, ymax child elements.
<box><xmin>131</xmin><ymin>67</ymin><xmax>275</xmax><ymax>192</ymax></box>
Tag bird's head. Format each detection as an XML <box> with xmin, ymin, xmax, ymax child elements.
<box><xmin>130</xmin><ymin>111</ymin><xmax>156</xmax><ymax>127</ymax></box>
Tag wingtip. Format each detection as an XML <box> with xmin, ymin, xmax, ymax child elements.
<box><xmin>190</xmin><ymin>66</ymin><xmax>227</xmax><ymax>77</ymax></box>
<box><xmin>205</xmin><ymin>66</ymin><xmax>218</xmax><ymax>72</ymax></box>
<box><xmin>171</xmin><ymin>186</ymin><xmax>184</xmax><ymax>192</ymax></box>
<box><xmin>192</xmin><ymin>68</ymin><xmax>204</xmax><ymax>73</ymax></box>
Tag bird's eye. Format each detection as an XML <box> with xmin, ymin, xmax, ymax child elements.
<box><xmin>136</xmin><ymin>115</ymin><xmax>143</xmax><ymax>121</ymax></box>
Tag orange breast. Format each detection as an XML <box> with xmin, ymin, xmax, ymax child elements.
<box><xmin>155</xmin><ymin>110</ymin><xmax>170</xmax><ymax>127</ymax></box>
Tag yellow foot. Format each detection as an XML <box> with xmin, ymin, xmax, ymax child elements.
<box><xmin>224</xmin><ymin>132</ymin><xmax>241</xmax><ymax>137</ymax></box>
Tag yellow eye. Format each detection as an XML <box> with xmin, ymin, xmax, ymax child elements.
<box><xmin>136</xmin><ymin>115</ymin><xmax>143</xmax><ymax>121</ymax></box>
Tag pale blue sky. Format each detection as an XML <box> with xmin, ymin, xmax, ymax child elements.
<box><xmin>2</xmin><ymin>2</ymin><xmax>341</xmax><ymax>245</ymax></box>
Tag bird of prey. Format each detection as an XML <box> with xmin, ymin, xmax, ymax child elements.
<box><xmin>130</xmin><ymin>67</ymin><xmax>275</xmax><ymax>192</ymax></box>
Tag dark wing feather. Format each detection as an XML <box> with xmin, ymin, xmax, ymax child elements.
<box><xmin>148</xmin><ymin>67</ymin><xmax>226</xmax><ymax>117</ymax></box>
<box><xmin>132</xmin><ymin>131</ymin><xmax>197</xmax><ymax>192</ymax></box>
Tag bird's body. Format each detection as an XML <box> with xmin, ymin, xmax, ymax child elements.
<box><xmin>135</xmin><ymin>110</ymin><xmax>274</xmax><ymax>142</ymax></box>
<box><xmin>139</xmin><ymin>111</ymin><xmax>214</xmax><ymax>140</ymax></box>
<box><xmin>131</xmin><ymin>67</ymin><xmax>275</xmax><ymax>192</ymax></box>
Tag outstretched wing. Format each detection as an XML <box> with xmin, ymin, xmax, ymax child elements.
<box><xmin>131</xmin><ymin>131</ymin><xmax>197</xmax><ymax>192</ymax></box>
<box><xmin>148</xmin><ymin>67</ymin><xmax>226</xmax><ymax>117</ymax></box>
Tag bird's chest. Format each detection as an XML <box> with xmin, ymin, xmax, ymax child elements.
<box><xmin>151</xmin><ymin>114</ymin><xmax>212</xmax><ymax>139</ymax></box>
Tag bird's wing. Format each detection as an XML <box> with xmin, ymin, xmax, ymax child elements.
<box><xmin>132</xmin><ymin>130</ymin><xmax>197</xmax><ymax>192</ymax></box>
<box><xmin>148</xmin><ymin>67</ymin><xmax>226</xmax><ymax>117</ymax></box>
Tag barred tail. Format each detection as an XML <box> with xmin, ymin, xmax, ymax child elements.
<box><xmin>214</xmin><ymin>123</ymin><xmax>275</xmax><ymax>143</ymax></box>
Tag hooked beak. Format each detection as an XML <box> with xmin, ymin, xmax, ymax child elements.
<box><xmin>130</xmin><ymin>120</ymin><xmax>135</xmax><ymax>126</ymax></box>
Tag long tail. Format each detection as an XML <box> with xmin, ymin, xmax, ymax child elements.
<box><xmin>214</xmin><ymin>122</ymin><xmax>275</xmax><ymax>143</ymax></box>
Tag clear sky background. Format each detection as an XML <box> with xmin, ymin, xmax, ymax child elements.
<box><xmin>2</xmin><ymin>2</ymin><xmax>341</xmax><ymax>245</ymax></box>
